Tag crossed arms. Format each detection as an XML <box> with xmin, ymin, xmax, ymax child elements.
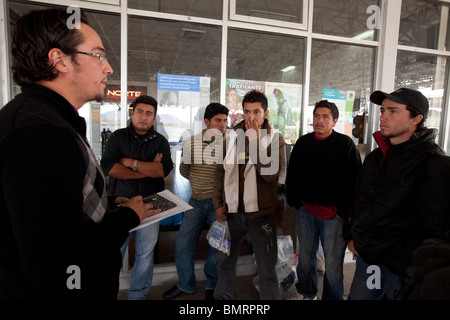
<box><xmin>107</xmin><ymin>153</ymin><xmax>164</xmax><ymax>179</ymax></box>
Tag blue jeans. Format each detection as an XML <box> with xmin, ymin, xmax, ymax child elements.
<box><xmin>295</xmin><ymin>207</ymin><xmax>346</xmax><ymax>300</ymax></box>
<box><xmin>348</xmin><ymin>256</ymin><xmax>414</xmax><ymax>300</ymax></box>
<box><xmin>214</xmin><ymin>212</ymin><xmax>280</xmax><ymax>300</ymax></box>
<box><xmin>121</xmin><ymin>222</ymin><xmax>159</xmax><ymax>300</ymax></box>
<box><xmin>175</xmin><ymin>198</ymin><xmax>218</xmax><ymax>293</ymax></box>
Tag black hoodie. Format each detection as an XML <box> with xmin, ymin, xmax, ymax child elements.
<box><xmin>351</xmin><ymin>129</ymin><xmax>450</xmax><ymax>276</ymax></box>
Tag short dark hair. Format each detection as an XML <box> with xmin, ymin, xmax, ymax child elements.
<box><xmin>242</xmin><ymin>90</ymin><xmax>268</xmax><ymax>111</ymax></box>
<box><xmin>314</xmin><ymin>100</ymin><xmax>339</xmax><ymax>120</ymax></box>
<box><xmin>131</xmin><ymin>95</ymin><xmax>158</xmax><ymax>113</ymax></box>
<box><xmin>204</xmin><ymin>103</ymin><xmax>229</xmax><ymax>121</ymax></box>
<box><xmin>11</xmin><ymin>8</ymin><xmax>89</xmax><ymax>86</ymax></box>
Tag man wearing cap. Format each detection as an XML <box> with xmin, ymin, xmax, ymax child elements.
<box><xmin>347</xmin><ymin>88</ymin><xmax>450</xmax><ymax>300</ymax></box>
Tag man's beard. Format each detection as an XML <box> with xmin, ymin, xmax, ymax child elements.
<box><xmin>380</xmin><ymin>127</ymin><xmax>409</xmax><ymax>139</ymax></box>
<box><xmin>94</xmin><ymin>87</ymin><xmax>106</xmax><ymax>102</ymax></box>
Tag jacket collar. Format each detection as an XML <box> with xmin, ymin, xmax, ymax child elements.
<box><xmin>22</xmin><ymin>84</ymin><xmax>87</xmax><ymax>137</ymax></box>
<box><xmin>373</xmin><ymin>128</ymin><xmax>438</xmax><ymax>159</ymax></box>
<box><xmin>128</xmin><ymin>123</ymin><xmax>157</xmax><ymax>141</ymax></box>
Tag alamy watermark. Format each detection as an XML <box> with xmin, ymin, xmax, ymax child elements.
<box><xmin>177</xmin><ymin>120</ymin><xmax>281</xmax><ymax>176</ymax></box>
<box><xmin>66</xmin><ymin>6</ymin><xmax>81</xmax><ymax>30</ymax></box>
<box><xmin>367</xmin><ymin>5</ymin><xmax>381</xmax><ymax>30</ymax></box>
<box><xmin>366</xmin><ymin>265</ymin><xmax>381</xmax><ymax>290</ymax></box>
<box><xmin>66</xmin><ymin>265</ymin><xmax>81</xmax><ymax>290</ymax></box>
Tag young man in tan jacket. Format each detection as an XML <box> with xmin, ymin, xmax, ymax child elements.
<box><xmin>213</xmin><ymin>90</ymin><xmax>286</xmax><ymax>300</ymax></box>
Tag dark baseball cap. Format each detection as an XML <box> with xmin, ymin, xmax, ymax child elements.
<box><xmin>370</xmin><ymin>88</ymin><xmax>429</xmax><ymax>118</ymax></box>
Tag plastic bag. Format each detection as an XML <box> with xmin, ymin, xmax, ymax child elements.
<box><xmin>206</xmin><ymin>220</ymin><xmax>231</xmax><ymax>256</ymax></box>
<box><xmin>277</xmin><ymin>235</ymin><xmax>294</xmax><ymax>264</ymax></box>
<box><xmin>275</xmin><ymin>235</ymin><xmax>297</xmax><ymax>291</ymax></box>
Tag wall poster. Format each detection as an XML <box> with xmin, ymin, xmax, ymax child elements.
<box><xmin>322</xmin><ymin>88</ymin><xmax>355</xmax><ymax>138</ymax></box>
<box><xmin>225</xmin><ymin>78</ymin><xmax>302</xmax><ymax>144</ymax></box>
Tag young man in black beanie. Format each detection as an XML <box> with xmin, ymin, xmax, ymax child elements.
<box><xmin>348</xmin><ymin>88</ymin><xmax>450</xmax><ymax>300</ymax></box>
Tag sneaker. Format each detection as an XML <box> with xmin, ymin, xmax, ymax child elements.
<box><xmin>163</xmin><ymin>285</ymin><xmax>188</xmax><ymax>300</ymax></box>
<box><xmin>303</xmin><ymin>295</ymin><xmax>318</xmax><ymax>300</ymax></box>
<box><xmin>286</xmin><ymin>292</ymin><xmax>317</xmax><ymax>300</ymax></box>
<box><xmin>286</xmin><ymin>292</ymin><xmax>303</xmax><ymax>300</ymax></box>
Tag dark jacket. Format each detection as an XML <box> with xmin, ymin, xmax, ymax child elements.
<box><xmin>213</xmin><ymin>120</ymin><xmax>286</xmax><ymax>220</ymax></box>
<box><xmin>286</xmin><ymin>130</ymin><xmax>362</xmax><ymax>220</ymax></box>
<box><xmin>0</xmin><ymin>84</ymin><xmax>140</xmax><ymax>299</ymax></box>
<box><xmin>100</xmin><ymin>124</ymin><xmax>173</xmax><ymax>198</ymax></box>
<box><xmin>351</xmin><ymin>129</ymin><xmax>450</xmax><ymax>276</ymax></box>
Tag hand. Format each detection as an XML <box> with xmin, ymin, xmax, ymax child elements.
<box><xmin>114</xmin><ymin>196</ymin><xmax>129</xmax><ymax>206</ymax></box>
<box><xmin>122</xmin><ymin>195</ymin><xmax>161</xmax><ymax>223</ymax></box>
<box><xmin>245</xmin><ymin>118</ymin><xmax>260</xmax><ymax>140</ymax></box>
<box><xmin>347</xmin><ymin>240</ymin><xmax>359</xmax><ymax>256</ymax></box>
<box><xmin>215</xmin><ymin>206</ymin><xmax>227</xmax><ymax>222</ymax></box>
<box><xmin>153</xmin><ymin>153</ymin><xmax>163</xmax><ymax>162</ymax></box>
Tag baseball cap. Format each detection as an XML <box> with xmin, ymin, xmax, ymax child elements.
<box><xmin>370</xmin><ymin>88</ymin><xmax>429</xmax><ymax>118</ymax></box>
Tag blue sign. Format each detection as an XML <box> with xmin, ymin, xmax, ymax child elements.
<box><xmin>323</xmin><ymin>88</ymin><xmax>347</xmax><ymax>100</ymax></box>
<box><xmin>158</xmin><ymin>73</ymin><xmax>200</xmax><ymax>92</ymax></box>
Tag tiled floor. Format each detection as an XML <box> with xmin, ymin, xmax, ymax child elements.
<box><xmin>117</xmin><ymin>261</ymin><xmax>356</xmax><ymax>300</ymax></box>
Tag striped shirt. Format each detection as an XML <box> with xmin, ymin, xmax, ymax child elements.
<box><xmin>180</xmin><ymin>130</ymin><xmax>224</xmax><ymax>199</ymax></box>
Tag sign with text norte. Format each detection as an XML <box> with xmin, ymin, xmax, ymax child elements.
<box><xmin>106</xmin><ymin>85</ymin><xmax>147</xmax><ymax>100</ymax></box>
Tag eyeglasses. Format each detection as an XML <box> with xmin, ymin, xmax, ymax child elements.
<box><xmin>75</xmin><ymin>51</ymin><xmax>107</xmax><ymax>64</ymax></box>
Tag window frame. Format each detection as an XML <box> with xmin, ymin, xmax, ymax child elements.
<box><xmin>229</xmin><ymin>0</ymin><xmax>308</xmax><ymax>31</ymax></box>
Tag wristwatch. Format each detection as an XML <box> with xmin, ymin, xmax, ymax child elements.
<box><xmin>132</xmin><ymin>160</ymin><xmax>138</xmax><ymax>172</ymax></box>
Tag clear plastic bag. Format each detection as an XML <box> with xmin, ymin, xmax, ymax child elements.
<box><xmin>206</xmin><ymin>220</ymin><xmax>231</xmax><ymax>256</ymax></box>
<box><xmin>276</xmin><ymin>235</ymin><xmax>297</xmax><ymax>291</ymax></box>
<box><xmin>277</xmin><ymin>235</ymin><xmax>294</xmax><ymax>264</ymax></box>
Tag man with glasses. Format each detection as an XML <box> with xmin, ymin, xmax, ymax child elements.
<box><xmin>101</xmin><ymin>95</ymin><xmax>173</xmax><ymax>300</ymax></box>
<box><xmin>0</xmin><ymin>8</ymin><xmax>159</xmax><ymax>299</ymax></box>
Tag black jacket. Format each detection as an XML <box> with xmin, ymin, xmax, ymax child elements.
<box><xmin>100</xmin><ymin>124</ymin><xmax>173</xmax><ymax>198</ymax></box>
<box><xmin>351</xmin><ymin>129</ymin><xmax>450</xmax><ymax>276</ymax></box>
<box><xmin>0</xmin><ymin>84</ymin><xmax>140</xmax><ymax>299</ymax></box>
<box><xmin>286</xmin><ymin>130</ymin><xmax>362</xmax><ymax>220</ymax></box>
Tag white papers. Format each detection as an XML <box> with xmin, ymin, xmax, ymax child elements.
<box><xmin>129</xmin><ymin>190</ymin><xmax>192</xmax><ymax>232</ymax></box>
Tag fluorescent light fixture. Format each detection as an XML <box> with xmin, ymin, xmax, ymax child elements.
<box><xmin>281</xmin><ymin>66</ymin><xmax>296</xmax><ymax>73</ymax></box>
<box><xmin>353</xmin><ymin>30</ymin><xmax>374</xmax><ymax>40</ymax></box>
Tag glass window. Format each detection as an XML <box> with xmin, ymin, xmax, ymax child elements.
<box><xmin>233</xmin><ymin>0</ymin><xmax>305</xmax><ymax>25</ymax></box>
<box><xmin>399</xmin><ymin>0</ymin><xmax>450</xmax><ymax>51</ymax></box>
<box><xmin>128</xmin><ymin>16</ymin><xmax>222</xmax><ymax>144</ymax></box>
<box><xmin>395</xmin><ymin>50</ymin><xmax>448</xmax><ymax>136</ymax></box>
<box><xmin>128</xmin><ymin>0</ymin><xmax>223</xmax><ymax>20</ymax></box>
<box><xmin>226</xmin><ymin>29</ymin><xmax>305</xmax><ymax>144</ymax></box>
<box><xmin>309</xmin><ymin>40</ymin><xmax>375</xmax><ymax>157</ymax></box>
<box><xmin>313</xmin><ymin>0</ymin><xmax>380</xmax><ymax>40</ymax></box>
